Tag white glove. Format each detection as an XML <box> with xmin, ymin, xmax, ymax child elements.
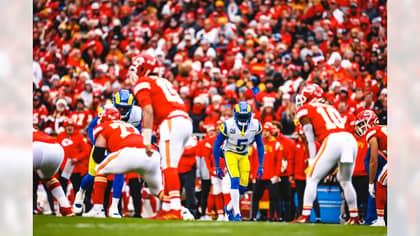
<box><xmin>369</xmin><ymin>183</ymin><xmax>376</xmax><ymax>198</ymax></box>
<box><xmin>270</xmin><ymin>176</ymin><xmax>280</xmax><ymax>184</ymax></box>
<box><xmin>281</xmin><ymin>159</ymin><xmax>288</xmax><ymax>173</ymax></box>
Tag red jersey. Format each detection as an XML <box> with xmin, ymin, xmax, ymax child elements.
<box><xmin>93</xmin><ymin>120</ymin><xmax>144</xmax><ymax>153</ymax></box>
<box><xmin>277</xmin><ymin>133</ymin><xmax>296</xmax><ymax>176</ymax></box>
<box><xmin>250</xmin><ymin>137</ymin><xmax>282</xmax><ymax>180</ymax></box>
<box><xmin>133</xmin><ymin>76</ymin><xmax>187</xmax><ymax>126</ymax></box>
<box><xmin>353</xmin><ymin>135</ymin><xmax>368</xmax><ymax>176</ymax></box>
<box><xmin>57</xmin><ymin>130</ymin><xmax>91</xmax><ymax>174</ymax></box>
<box><xmin>296</xmin><ymin>102</ymin><xmax>347</xmax><ymax>143</ymax></box>
<box><xmin>33</xmin><ymin>105</ymin><xmax>48</xmax><ymax>128</ymax></box>
<box><xmin>293</xmin><ymin>139</ymin><xmax>308</xmax><ymax>180</ymax></box>
<box><xmin>202</xmin><ymin>135</ymin><xmax>226</xmax><ymax>176</ymax></box>
<box><xmin>293</xmin><ymin>139</ymin><xmax>321</xmax><ymax>180</ymax></box>
<box><xmin>366</xmin><ymin>125</ymin><xmax>387</xmax><ymax>152</ymax></box>
<box><xmin>70</xmin><ymin>109</ymin><xmax>92</xmax><ymax>131</ymax></box>
<box><xmin>33</xmin><ymin>130</ymin><xmax>56</xmax><ymax>144</ymax></box>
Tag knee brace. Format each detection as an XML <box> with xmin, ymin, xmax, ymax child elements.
<box><xmin>239</xmin><ymin>185</ymin><xmax>247</xmax><ymax>195</ymax></box>
<box><xmin>230</xmin><ymin>177</ymin><xmax>240</xmax><ymax>190</ymax></box>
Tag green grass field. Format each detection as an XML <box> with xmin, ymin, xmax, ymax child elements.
<box><xmin>34</xmin><ymin>215</ymin><xmax>387</xmax><ymax>236</ymax></box>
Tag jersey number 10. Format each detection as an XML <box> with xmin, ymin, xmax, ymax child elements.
<box><xmin>155</xmin><ymin>78</ymin><xmax>184</xmax><ymax>104</ymax></box>
<box><xmin>317</xmin><ymin>107</ymin><xmax>345</xmax><ymax>130</ymax></box>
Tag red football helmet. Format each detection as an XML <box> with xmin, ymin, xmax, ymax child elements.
<box><xmin>98</xmin><ymin>107</ymin><xmax>121</xmax><ymax>124</ymax></box>
<box><xmin>355</xmin><ymin>109</ymin><xmax>379</xmax><ymax>136</ymax></box>
<box><xmin>128</xmin><ymin>53</ymin><xmax>158</xmax><ymax>83</ymax></box>
<box><xmin>296</xmin><ymin>83</ymin><xmax>323</xmax><ymax>108</ymax></box>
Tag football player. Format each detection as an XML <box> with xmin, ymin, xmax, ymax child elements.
<box><xmin>33</xmin><ymin>129</ymin><xmax>74</xmax><ymax>216</ymax></box>
<box><xmin>202</xmin><ymin>124</ymin><xmax>230</xmax><ymax>221</ymax></box>
<box><xmin>212</xmin><ymin>101</ymin><xmax>265</xmax><ymax>221</ymax></box>
<box><xmin>293</xmin><ymin>84</ymin><xmax>359</xmax><ymax>224</ymax></box>
<box><xmin>84</xmin><ymin>107</ymin><xmax>163</xmax><ymax>218</ymax></box>
<box><xmin>74</xmin><ymin>89</ymin><xmax>142</xmax><ymax>217</ymax></box>
<box><xmin>131</xmin><ymin>53</ymin><xmax>193</xmax><ymax>220</ymax></box>
<box><xmin>355</xmin><ymin>110</ymin><xmax>387</xmax><ymax>226</ymax></box>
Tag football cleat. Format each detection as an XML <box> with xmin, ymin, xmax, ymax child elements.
<box><xmin>181</xmin><ymin>207</ymin><xmax>195</xmax><ymax>220</ymax></box>
<box><xmin>224</xmin><ymin>206</ymin><xmax>234</xmax><ymax>220</ymax></box>
<box><xmin>231</xmin><ymin>214</ymin><xmax>242</xmax><ymax>221</ymax></box>
<box><xmin>82</xmin><ymin>205</ymin><xmax>106</xmax><ymax>218</ymax></box>
<box><xmin>216</xmin><ymin>214</ymin><xmax>227</xmax><ymax>221</ymax></box>
<box><xmin>59</xmin><ymin>207</ymin><xmax>74</xmax><ymax>217</ymax></box>
<box><xmin>200</xmin><ymin>215</ymin><xmax>212</xmax><ymax>221</ymax></box>
<box><xmin>291</xmin><ymin>215</ymin><xmax>310</xmax><ymax>223</ymax></box>
<box><xmin>108</xmin><ymin>206</ymin><xmax>122</xmax><ymax>218</ymax></box>
<box><xmin>370</xmin><ymin>217</ymin><xmax>386</xmax><ymax>227</ymax></box>
<box><xmin>153</xmin><ymin>209</ymin><xmax>182</xmax><ymax>220</ymax></box>
<box><xmin>345</xmin><ymin>216</ymin><xmax>360</xmax><ymax>225</ymax></box>
<box><xmin>149</xmin><ymin>209</ymin><xmax>168</xmax><ymax>219</ymax></box>
<box><xmin>73</xmin><ymin>190</ymin><xmax>85</xmax><ymax>214</ymax></box>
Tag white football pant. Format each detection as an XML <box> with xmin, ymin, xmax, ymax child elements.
<box><xmin>33</xmin><ymin>141</ymin><xmax>64</xmax><ymax>179</ymax></box>
<box><xmin>211</xmin><ymin>175</ymin><xmax>231</xmax><ymax>195</ymax></box>
<box><xmin>96</xmin><ymin>147</ymin><xmax>163</xmax><ymax>196</ymax></box>
<box><xmin>303</xmin><ymin>132</ymin><xmax>358</xmax><ymax>212</ymax></box>
<box><xmin>159</xmin><ymin>115</ymin><xmax>193</xmax><ymax>170</ymax></box>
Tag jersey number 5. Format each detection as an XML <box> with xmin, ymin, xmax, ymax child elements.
<box><xmin>110</xmin><ymin>122</ymin><xmax>139</xmax><ymax>138</ymax></box>
<box><xmin>317</xmin><ymin>107</ymin><xmax>345</xmax><ymax>130</ymax></box>
<box><xmin>236</xmin><ymin>139</ymin><xmax>248</xmax><ymax>153</ymax></box>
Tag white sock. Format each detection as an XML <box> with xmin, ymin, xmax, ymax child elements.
<box><xmin>169</xmin><ymin>191</ymin><xmax>181</xmax><ymax>210</ymax></box>
<box><xmin>161</xmin><ymin>196</ymin><xmax>170</xmax><ymax>211</ymax></box>
<box><xmin>51</xmin><ymin>187</ymin><xmax>70</xmax><ymax>208</ymax></box>
<box><xmin>230</xmin><ymin>189</ymin><xmax>240</xmax><ymax>215</ymax></box>
<box><xmin>110</xmin><ymin>197</ymin><xmax>119</xmax><ymax>210</ymax></box>
<box><xmin>226</xmin><ymin>201</ymin><xmax>233</xmax><ymax>211</ymax></box>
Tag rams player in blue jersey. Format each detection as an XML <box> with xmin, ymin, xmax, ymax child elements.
<box><xmin>73</xmin><ymin>89</ymin><xmax>143</xmax><ymax>217</ymax></box>
<box><xmin>213</xmin><ymin>101</ymin><xmax>265</xmax><ymax>221</ymax></box>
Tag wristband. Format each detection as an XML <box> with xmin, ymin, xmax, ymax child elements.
<box><xmin>142</xmin><ymin>128</ymin><xmax>152</xmax><ymax>146</ymax></box>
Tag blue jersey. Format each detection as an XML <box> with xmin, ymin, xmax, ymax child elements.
<box><xmin>87</xmin><ymin>105</ymin><xmax>143</xmax><ymax>144</ymax></box>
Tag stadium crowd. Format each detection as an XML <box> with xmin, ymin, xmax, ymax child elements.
<box><xmin>33</xmin><ymin>0</ymin><xmax>387</xmax><ymax>222</ymax></box>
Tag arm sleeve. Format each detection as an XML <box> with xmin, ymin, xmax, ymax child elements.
<box><xmin>255</xmin><ymin>133</ymin><xmax>264</xmax><ymax>166</ymax></box>
<box><xmin>87</xmin><ymin>116</ymin><xmax>99</xmax><ymax>144</ymax></box>
<box><xmin>212</xmin><ymin>132</ymin><xmax>226</xmax><ymax>168</ymax></box>
<box><xmin>303</xmin><ymin>123</ymin><xmax>317</xmax><ymax>160</ymax></box>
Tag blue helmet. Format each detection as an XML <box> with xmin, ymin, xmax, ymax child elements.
<box><xmin>112</xmin><ymin>89</ymin><xmax>134</xmax><ymax>120</ymax></box>
<box><xmin>234</xmin><ymin>101</ymin><xmax>252</xmax><ymax>123</ymax></box>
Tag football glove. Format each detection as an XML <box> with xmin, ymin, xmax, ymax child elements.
<box><xmin>369</xmin><ymin>183</ymin><xmax>376</xmax><ymax>198</ymax></box>
<box><xmin>256</xmin><ymin>166</ymin><xmax>264</xmax><ymax>180</ymax></box>
<box><xmin>216</xmin><ymin>167</ymin><xmax>225</xmax><ymax>179</ymax></box>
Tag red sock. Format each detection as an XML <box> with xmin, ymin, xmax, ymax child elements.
<box><xmin>163</xmin><ymin>168</ymin><xmax>181</xmax><ymax>208</ymax></box>
<box><xmin>223</xmin><ymin>193</ymin><xmax>231</xmax><ymax>207</ymax></box>
<box><xmin>92</xmin><ymin>175</ymin><xmax>107</xmax><ymax>205</ymax></box>
<box><xmin>376</xmin><ymin>182</ymin><xmax>387</xmax><ymax>217</ymax></box>
<box><xmin>215</xmin><ymin>194</ymin><xmax>224</xmax><ymax>215</ymax></box>
<box><xmin>207</xmin><ymin>194</ymin><xmax>215</xmax><ymax>215</ymax></box>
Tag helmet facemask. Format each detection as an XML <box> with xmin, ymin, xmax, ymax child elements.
<box><xmin>355</xmin><ymin>119</ymin><xmax>369</xmax><ymax>136</ymax></box>
<box><xmin>295</xmin><ymin>94</ymin><xmax>307</xmax><ymax>109</ymax></box>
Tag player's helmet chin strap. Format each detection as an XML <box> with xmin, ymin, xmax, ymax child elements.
<box><xmin>236</xmin><ymin>120</ymin><xmax>250</xmax><ymax>137</ymax></box>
